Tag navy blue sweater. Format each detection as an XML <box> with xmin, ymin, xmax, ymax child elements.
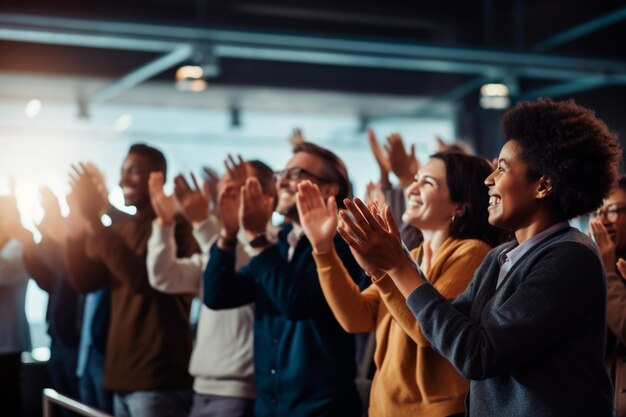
<box><xmin>407</xmin><ymin>227</ymin><xmax>614</xmax><ymax>416</ymax></box>
<box><xmin>204</xmin><ymin>225</ymin><xmax>362</xmax><ymax>417</ymax></box>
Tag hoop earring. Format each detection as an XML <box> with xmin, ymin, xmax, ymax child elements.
<box><xmin>451</xmin><ymin>215</ymin><xmax>456</xmax><ymax>223</ymax></box>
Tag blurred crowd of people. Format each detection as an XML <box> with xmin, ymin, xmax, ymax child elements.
<box><xmin>1</xmin><ymin>98</ymin><xmax>626</xmax><ymax>417</ymax></box>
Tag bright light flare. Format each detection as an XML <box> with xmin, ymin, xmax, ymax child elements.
<box><xmin>25</xmin><ymin>99</ymin><xmax>42</xmax><ymax>118</ymax></box>
<box><xmin>115</xmin><ymin>114</ymin><xmax>133</xmax><ymax>132</ymax></box>
<box><xmin>480</xmin><ymin>83</ymin><xmax>509</xmax><ymax>97</ymax></box>
<box><xmin>176</xmin><ymin>65</ymin><xmax>204</xmax><ymax>80</ymax></box>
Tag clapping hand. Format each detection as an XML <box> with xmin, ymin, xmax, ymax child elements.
<box><xmin>69</xmin><ymin>162</ymin><xmax>107</xmax><ymax>230</ymax></box>
<box><xmin>367</xmin><ymin>129</ymin><xmax>419</xmax><ymax>189</ymax></box>
<box><xmin>0</xmin><ymin>182</ymin><xmax>32</xmax><ymax>244</ymax></box>
<box><xmin>296</xmin><ymin>180</ymin><xmax>338</xmax><ymax>253</ymax></box>
<box><xmin>385</xmin><ymin>133</ymin><xmax>419</xmax><ymax>189</ymax></box>
<box><xmin>367</xmin><ymin>129</ymin><xmax>391</xmax><ymax>188</ymax></box>
<box><xmin>224</xmin><ymin>154</ymin><xmax>248</xmax><ymax>191</ymax></box>
<box><xmin>174</xmin><ymin>173</ymin><xmax>210</xmax><ymax>226</ymax></box>
<box><xmin>240</xmin><ymin>177</ymin><xmax>274</xmax><ymax>241</ymax></box>
<box><xmin>148</xmin><ymin>172</ymin><xmax>175</xmax><ymax>227</ymax></box>
<box><xmin>364</xmin><ymin>181</ymin><xmax>387</xmax><ymax>208</ymax></box>
<box><xmin>590</xmin><ymin>219</ymin><xmax>616</xmax><ymax>272</ymax></box>
<box><xmin>36</xmin><ymin>186</ymin><xmax>67</xmax><ymax>244</ymax></box>
<box><xmin>202</xmin><ymin>167</ymin><xmax>220</xmax><ymax>213</ymax></box>
<box><xmin>337</xmin><ymin>197</ymin><xmax>405</xmax><ymax>276</ymax></box>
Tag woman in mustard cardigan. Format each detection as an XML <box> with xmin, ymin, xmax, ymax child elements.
<box><xmin>295</xmin><ymin>152</ymin><xmax>506</xmax><ymax>417</ymax></box>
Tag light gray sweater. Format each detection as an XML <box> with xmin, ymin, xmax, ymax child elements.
<box><xmin>147</xmin><ymin>218</ymin><xmax>255</xmax><ymax>399</ymax></box>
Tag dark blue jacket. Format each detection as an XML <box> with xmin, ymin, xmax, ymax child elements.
<box><xmin>204</xmin><ymin>225</ymin><xmax>363</xmax><ymax>417</ymax></box>
<box><xmin>23</xmin><ymin>239</ymin><xmax>81</xmax><ymax>347</ymax></box>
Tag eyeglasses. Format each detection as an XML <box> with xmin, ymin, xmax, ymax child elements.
<box><xmin>593</xmin><ymin>204</ymin><xmax>626</xmax><ymax>223</ymax></box>
<box><xmin>273</xmin><ymin>167</ymin><xmax>331</xmax><ymax>183</ymax></box>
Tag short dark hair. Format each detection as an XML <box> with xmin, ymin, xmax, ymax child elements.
<box><xmin>432</xmin><ymin>152</ymin><xmax>508</xmax><ymax>247</ymax></box>
<box><xmin>248</xmin><ymin>159</ymin><xmax>277</xmax><ymax>198</ymax></box>
<box><xmin>502</xmin><ymin>98</ymin><xmax>621</xmax><ymax>220</ymax></box>
<box><xmin>128</xmin><ymin>143</ymin><xmax>167</xmax><ymax>180</ymax></box>
<box><xmin>293</xmin><ymin>142</ymin><xmax>352</xmax><ymax>208</ymax></box>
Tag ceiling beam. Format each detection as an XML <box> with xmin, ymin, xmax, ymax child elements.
<box><xmin>1</xmin><ymin>13</ymin><xmax>626</xmax><ymax>78</ymax></box>
<box><xmin>517</xmin><ymin>74</ymin><xmax>626</xmax><ymax>100</ymax></box>
<box><xmin>87</xmin><ymin>45</ymin><xmax>194</xmax><ymax>106</ymax></box>
<box><xmin>408</xmin><ymin>5</ymin><xmax>626</xmax><ymax>118</ymax></box>
<box><xmin>532</xmin><ymin>6</ymin><xmax>626</xmax><ymax>52</ymax></box>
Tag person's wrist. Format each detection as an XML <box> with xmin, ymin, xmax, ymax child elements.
<box><xmin>220</xmin><ymin>228</ymin><xmax>237</xmax><ymax>241</ymax></box>
<box><xmin>156</xmin><ymin>216</ymin><xmax>174</xmax><ymax>227</ymax></box>
<box><xmin>244</xmin><ymin>226</ymin><xmax>266</xmax><ymax>242</ymax></box>
<box><xmin>248</xmin><ymin>232</ymin><xmax>271</xmax><ymax>248</ymax></box>
<box><xmin>312</xmin><ymin>239</ymin><xmax>333</xmax><ymax>254</ymax></box>
<box><xmin>386</xmin><ymin>255</ymin><xmax>414</xmax><ymax>277</ymax></box>
<box><xmin>189</xmin><ymin>212</ymin><xmax>209</xmax><ymax>227</ymax></box>
<box><xmin>217</xmin><ymin>233</ymin><xmax>238</xmax><ymax>251</ymax></box>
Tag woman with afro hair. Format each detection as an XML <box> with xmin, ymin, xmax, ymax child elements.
<box><xmin>335</xmin><ymin>99</ymin><xmax>621</xmax><ymax>416</ymax></box>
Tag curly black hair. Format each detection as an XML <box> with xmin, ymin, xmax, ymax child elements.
<box><xmin>502</xmin><ymin>98</ymin><xmax>621</xmax><ymax>220</ymax></box>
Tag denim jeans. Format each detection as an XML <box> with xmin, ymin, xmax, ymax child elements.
<box><xmin>113</xmin><ymin>389</ymin><xmax>192</xmax><ymax>417</ymax></box>
<box><xmin>78</xmin><ymin>347</ymin><xmax>112</xmax><ymax>413</ymax></box>
<box><xmin>188</xmin><ymin>393</ymin><xmax>253</xmax><ymax>417</ymax></box>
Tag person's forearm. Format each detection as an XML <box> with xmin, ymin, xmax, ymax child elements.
<box><xmin>147</xmin><ymin>223</ymin><xmax>204</xmax><ymax>295</ymax></box>
<box><xmin>386</xmin><ymin>257</ymin><xmax>427</xmax><ymax>298</ymax></box>
<box><xmin>314</xmin><ymin>249</ymin><xmax>378</xmax><ymax>333</ymax></box>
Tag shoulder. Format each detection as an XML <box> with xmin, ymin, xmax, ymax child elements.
<box><xmin>444</xmin><ymin>238</ymin><xmax>492</xmax><ymax>260</ymax></box>
<box><xmin>534</xmin><ymin>227</ymin><xmax>598</xmax><ymax>261</ymax></box>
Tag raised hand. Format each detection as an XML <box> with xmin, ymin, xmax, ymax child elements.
<box><xmin>148</xmin><ymin>172</ymin><xmax>175</xmax><ymax>227</ymax></box>
<box><xmin>224</xmin><ymin>154</ymin><xmax>248</xmax><ymax>191</ymax></box>
<box><xmin>69</xmin><ymin>162</ymin><xmax>107</xmax><ymax>228</ymax></box>
<box><xmin>590</xmin><ymin>219</ymin><xmax>616</xmax><ymax>272</ymax></box>
<box><xmin>385</xmin><ymin>133</ymin><xmax>419</xmax><ymax>189</ymax></box>
<box><xmin>0</xmin><ymin>190</ymin><xmax>32</xmax><ymax>244</ymax></box>
<box><xmin>65</xmin><ymin>188</ymin><xmax>88</xmax><ymax>239</ymax></box>
<box><xmin>364</xmin><ymin>181</ymin><xmax>387</xmax><ymax>207</ymax></box>
<box><xmin>174</xmin><ymin>173</ymin><xmax>210</xmax><ymax>226</ymax></box>
<box><xmin>217</xmin><ymin>184</ymin><xmax>240</xmax><ymax>240</ymax></box>
<box><xmin>83</xmin><ymin>163</ymin><xmax>109</xmax><ymax>209</ymax></box>
<box><xmin>240</xmin><ymin>177</ymin><xmax>274</xmax><ymax>241</ymax></box>
<box><xmin>336</xmin><ymin>197</ymin><xmax>406</xmax><ymax>276</ymax></box>
<box><xmin>36</xmin><ymin>186</ymin><xmax>66</xmax><ymax>244</ymax></box>
<box><xmin>296</xmin><ymin>180</ymin><xmax>338</xmax><ymax>253</ymax></box>
<box><xmin>617</xmin><ymin>258</ymin><xmax>626</xmax><ymax>278</ymax></box>
<box><xmin>202</xmin><ymin>167</ymin><xmax>220</xmax><ymax>213</ymax></box>
<box><xmin>367</xmin><ymin>129</ymin><xmax>391</xmax><ymax>188</ymax></box>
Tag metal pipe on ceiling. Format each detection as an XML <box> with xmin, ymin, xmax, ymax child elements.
<box><xmin>1</xmin><ymin>13</ymin><xmax>626</xmax><ymax>77</ymax></box>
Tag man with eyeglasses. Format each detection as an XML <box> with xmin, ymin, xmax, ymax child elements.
<box><xmin>590</xmin><ymin>176</ymin><xmax>626</xmax><ymax>417</ymax></box>
<box><xmin>203</xmin><ymin>142</ymin><xmax>364</xmax><ymax>417</ymax></box>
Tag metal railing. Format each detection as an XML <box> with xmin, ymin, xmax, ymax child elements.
<box><xmin>42</xmin><ymin>389</ymin><xmax>114</xmax><ymax>417</ymax></box>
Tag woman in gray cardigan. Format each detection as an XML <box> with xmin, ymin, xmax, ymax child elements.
<box><xmin>336</xmin><ymin>99</ymin><xmax>620</xmax><ymax>416</ymax></box>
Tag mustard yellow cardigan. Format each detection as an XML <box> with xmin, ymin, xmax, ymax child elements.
<box><xmin>313</xmin><ymin>237</ymin><xmax>490</xmax><ymax>417</ymax></box>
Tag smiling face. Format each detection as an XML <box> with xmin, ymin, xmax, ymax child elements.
<box><xmin>484</xmin><ymin>139</ymin><xmax>544</xmax><ymax>231</ymax></box>
<box><xmin>598</xmin><ymin>188</ymin><xmax>626</xmax><ymax>252</ymax></box>
<box><xmin>275</xmin><ymin>151</ymin><xmax>337</xmax><ymax>221</ymax></box>
<box><xmin>119</xmin><ymin>153</ymin><xmax>153</xmax><ymax>209</ymax></box>
<box><xmin>401</xmin><ymin>158</ymin><xmax>458</xmax><ymax>233</ymax></box>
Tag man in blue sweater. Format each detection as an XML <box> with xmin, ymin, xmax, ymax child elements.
<box><xmin>203</xmin><ymin>142</ymin><xmax>363</xmax><ymax>417</ymax></box>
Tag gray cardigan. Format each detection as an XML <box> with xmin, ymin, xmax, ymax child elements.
<box><xmin>407</xmin><ymin>227</ymin><xmax>614</xmax><ymax>416</ymax></box>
